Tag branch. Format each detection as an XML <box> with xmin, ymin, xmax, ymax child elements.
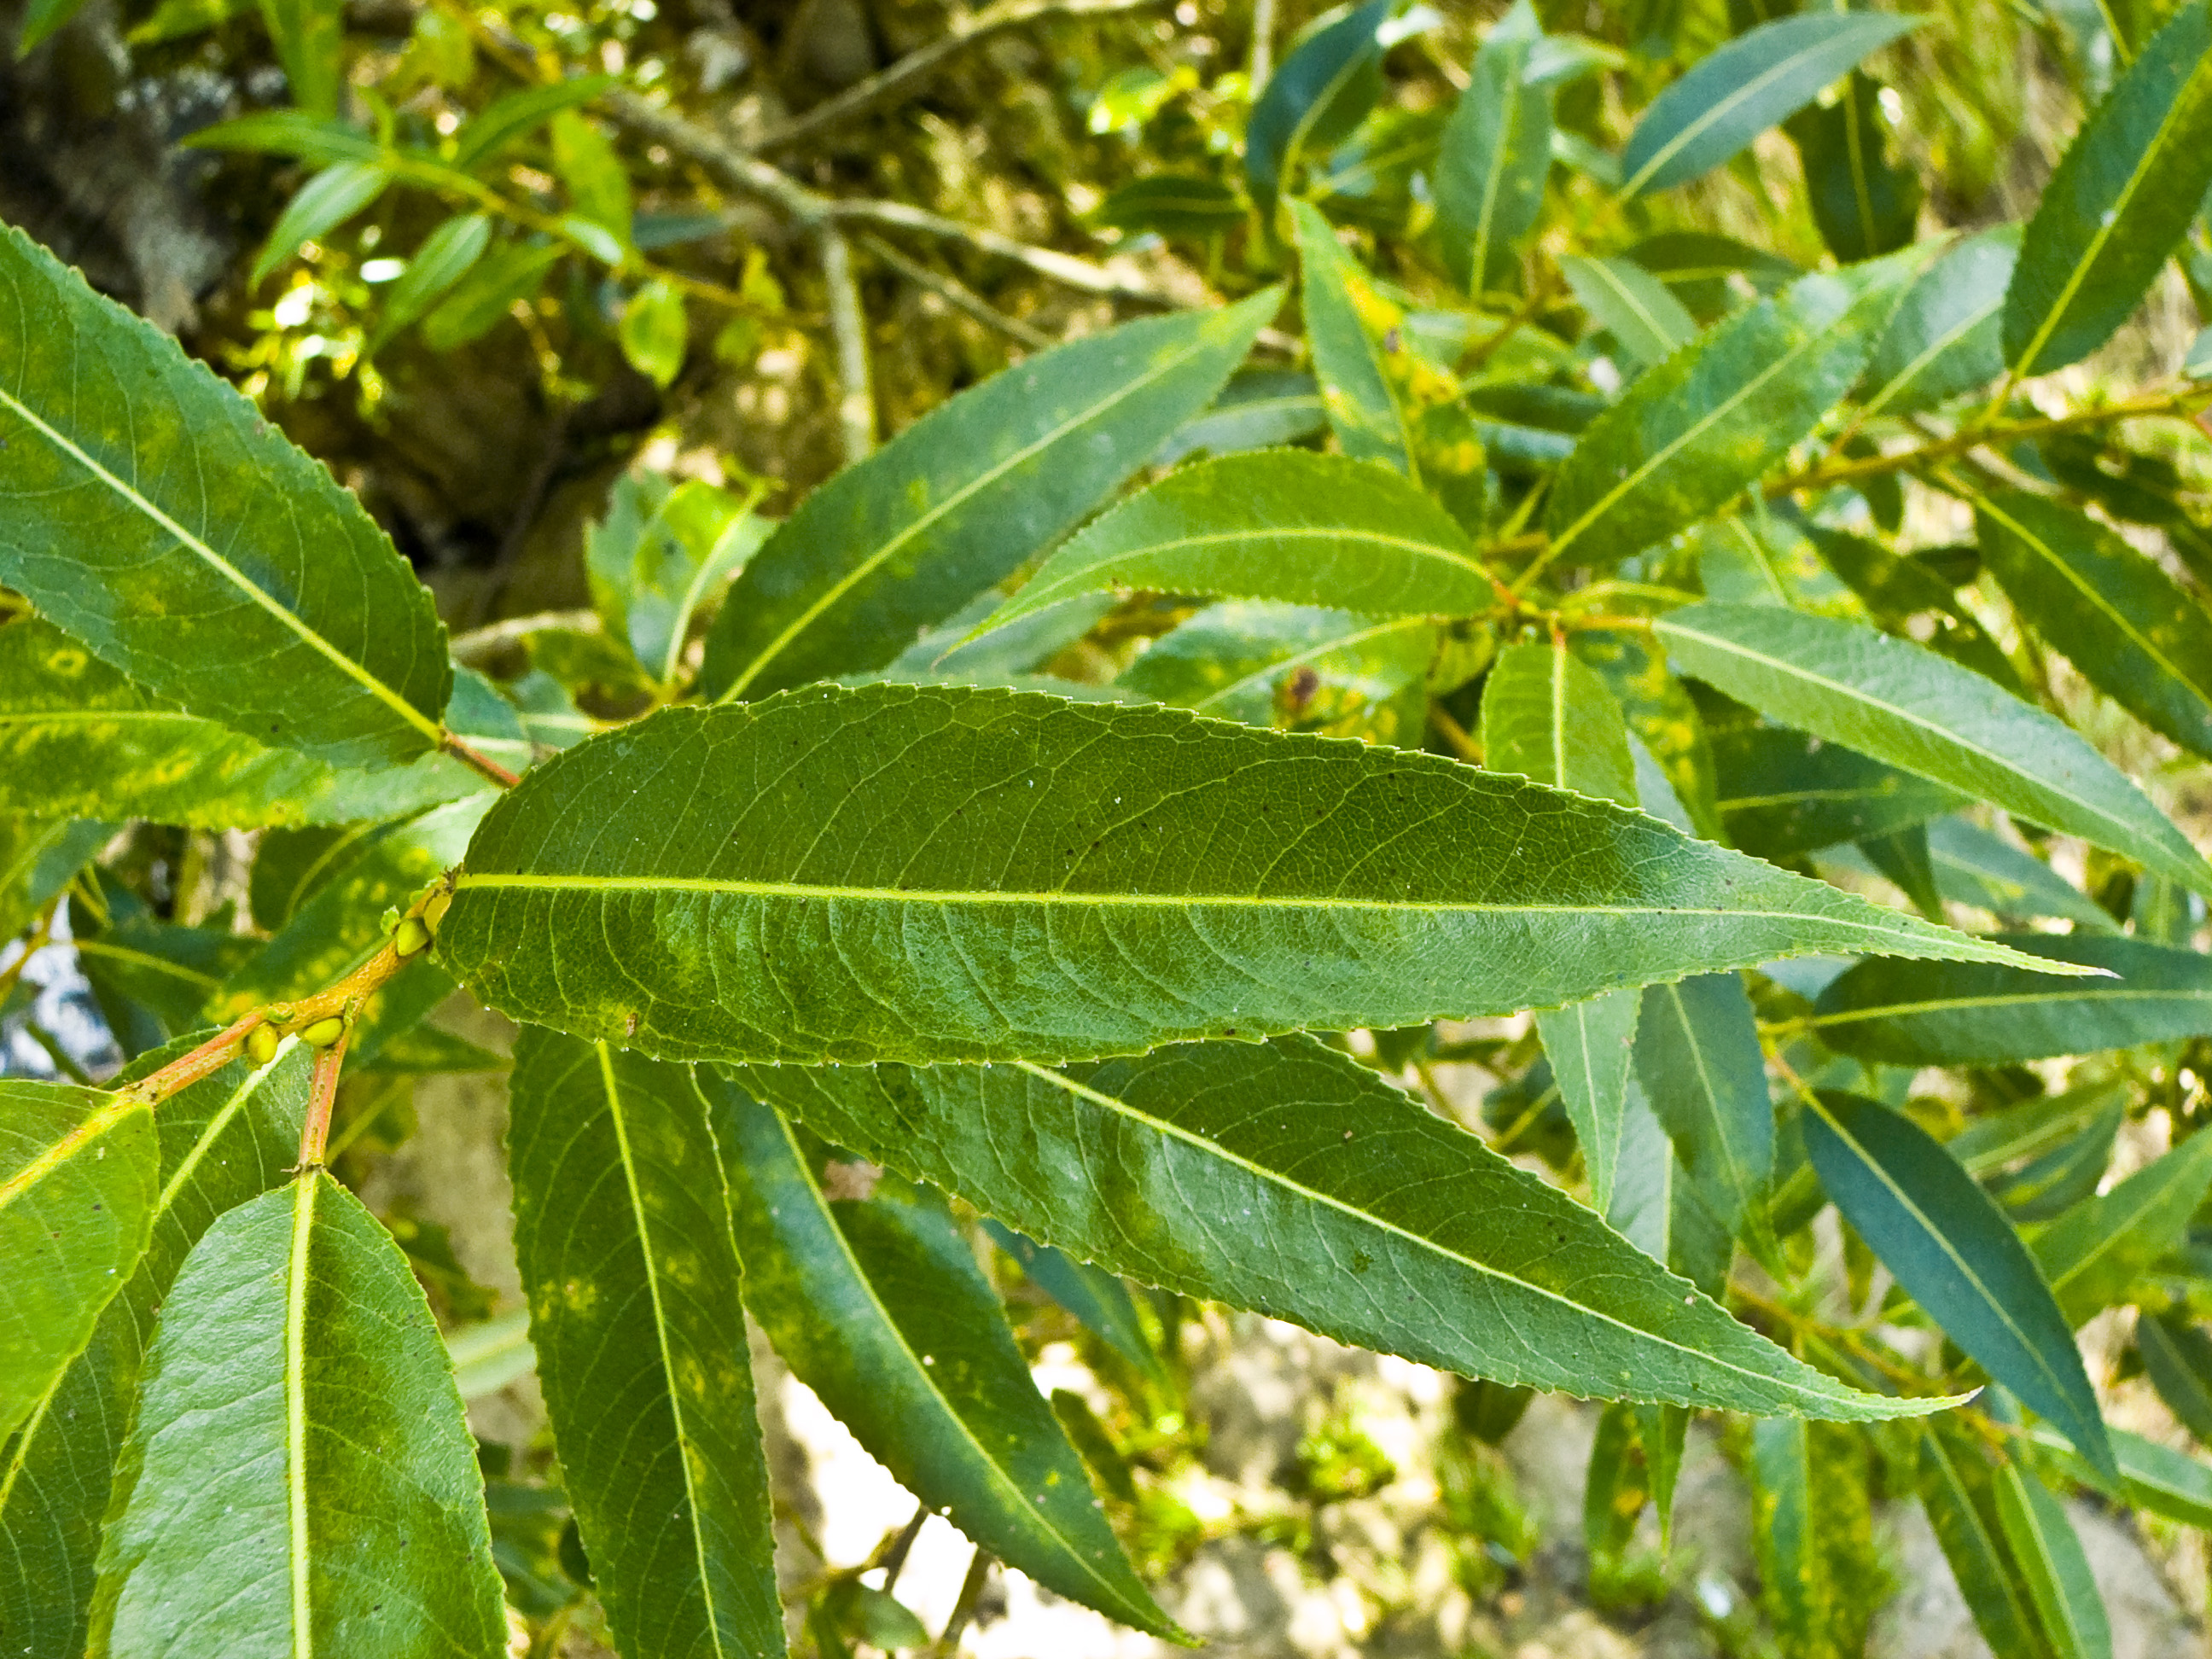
<box><xmin>756</xmin><ymin>0</ymin><xmax>1169</xmax><ymax>153</ymax></box>
<box><xmin>440</xmin><ymin>731</ymin><xmax>522</xmax><ymax>789</ymax></box>
<box><xmin>818</xmin><ymin>224</ymin><xmax>876</xmax><ymax>462</ymax></box>
<box><xmin>830</xmin><ymin>197</ymin><xmax>1174</xmax><ymax>306</ymax></box>
<box><xmin>600</xmin><ymin>88</ymin><xmax>833</xmax><ymax>224</ymax></box>
<box><xmin>861</xmin><ymin>233</ymin><xmax>1053</xmax><ymax>349</ymax></box>
<box><xmin>449</xmin><ymin>608</ymin><xmax>602</xmax><ymax>665</ymax></box>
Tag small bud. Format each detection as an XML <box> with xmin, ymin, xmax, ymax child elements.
<box><xmin>421</xmin><ymin>885</ymin><xmax>455</xmax><ymax>933</ymax></box>
<box><xmin>393</xmin><ymin>916</ymin><xmax>432</xmax><ymax>958</ymax></box>
<box><xmin>246</xmin><ymin>1025</ymin><xmax>280</xmax><ymax>1068</ymax></box>
<box><xmin>300</xmin><ymin>1016</ymin><xmax>346</xmax><ymax>1048</ymax></box>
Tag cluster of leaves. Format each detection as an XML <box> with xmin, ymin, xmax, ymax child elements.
<box><xmin>8</xmin><ymin>0</ymin><xmax>2212</xmax><ymax>1655</ymax></box>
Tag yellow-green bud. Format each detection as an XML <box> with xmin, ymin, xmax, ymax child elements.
<box><xmin>421</xmin><ymin>885</ymin><xmax>454</xmax><ymax>933</ymax></box>
<box><xmin>393</xmin><ymin>916</ymin><xmax>432</xmax><ymax>958</ymax></box>
<box><xmin>246</xmin><ymin>1025</ymin><xmax>280</xmax><ymax>1068</ymax></box>
<box><xmin>300</xmin><ymin>1016</ymin><xmax>346</xmax><ymax>1048</ymax></box>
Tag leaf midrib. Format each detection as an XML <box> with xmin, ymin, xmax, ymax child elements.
<box><xmin>1811</xmin><ymin>985</ymin><xmax>2209</xmax><ymax>1025</ymax></box>
<box><xmin>285</xmin><ymin>1174</ymin><xmax>317</xmax><ymax>1659</ymax></box>
<box><xmin>2043</xmin><ymin>1138</ymin><xmax>2212</xmax><ymax>1298</ymax></box>
<box><xmin>1037</xmin><ymin>522</ymin><xmax>1492</xmax><ymax>604</ymax></box>
<box><xmin>1653</xmin><ymin>983</ymin><xmax>1758</xmax><ymax>1224</ymax></box>
<box><xmin>0</xmin><ymin>386</ymin><xmax>442</xmax><ymax>747</ymax></box>
<box><xmin>1018</xmin><ymin>1062</ymin><xmax>1906</xmax><ymax>1412</ymax></box>
<box><xmin>1190</xmin><ymin>614</ymin><xmax>1430</xmax><ymax>713</ymax></box>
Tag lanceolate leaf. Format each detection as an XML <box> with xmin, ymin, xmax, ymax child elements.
<box><xmin>736</xmin><ymin>1036</ymin><xmax>1953</xmax><ymax>1419</ymax></box>
<box><xmin>1995</xmin><ymin>1463</ymin><xmax>2115</xmax><ymax>1659</ymax></box>
<box><xmin>2139</xmin><ymin>1314</ymin><xmax>2212</xmax><ymax>1444</ymax></box>
<box><xmin>436</xmin><ymin>685</ymin><xmax>2058</xmax><ymax>1067</ymax></box>
<box><xmin>1633</xmin><ymin>975</ymin><xmax>1772</xmax><ymax>1246</ymax></box>
<box><xmin>698</xmin><ymin>292</ymin><xmax>1277</xmax><ymax>701</ymax></box>
<box><xmin>0</xmin><ymin>1083</ymin><xmax>156</xmax><ymax>1444</ymax></box>
<box><xmin>90</xmin><ymin>1173</ymin><xmax>505</xmax><ymax>1655</ymax></box>
<box><xmin>1433</xmin><ymin>8</ymin><xmax>1551</xmax><ymax>293</ymax></box>
<box><xmin>2031</xmin><ymin>1423</ymin><xmax>2212</xmax><ymax>1533</ymax></box>
<box><xmin>0</xmin><ymin>619</ymin><xmax>522</xmax><ymax>829</ymax></box>
<box><xmin>1535</xmin><ymin>991</ymin><xmax>1640</xmax><ymax>1214</ymax></box>
<box><xmin>1608</xmin><ymin>1082</ymin><xmax>1731</xmax><ymax>1298</ymax></box>
<box><xmin>981</xmin><ymin>1220</ymin><xmax>1161</xmax><ymax>1380</ymax></box>
<box><xmin>1858</xmin><ymin>224</ymin><xmax>2019</xmax><ymax>416</ymax></box>
<box><xmin>2003</xmin><ymin>2</ymin><xmax>2212</xmax><ymax>378</ymax></box>
<box><xmin>506</xmin><ymin>1029</ymin><xmax>783</xmax><ymax>1659</ymax></box>
<box><xmin>0</xmin><ymin>818</ymin><xmax>109</xmax><ymax>940</ymax></box>
<box><xmin>2033</xmin><ymin>1130</ymin><xmax>2212</xmax><ymax>1324</ymax></box>
<box><xmin>1811</xmin><ymin>934</ymin><xmax>2212</xmax><ymax>1063</ymax></box>
<box><xmin>1619</xmin><ymin>12</ymin><xmax>1923</xmax><ymax>197</ymax></box>
<box><xmin>1291</xmin><ymin>201</ymin><xmax>1422</xmax><ymax>474</ymax></box>
<box><xmin>1976</xmin><ymin>492</ymin><xmax>2212</xmax><ymax>760</ymax></box>
<box><xmin>1787</xmin><ymin>73</ymin><xmax>1922</xmax><ymax>265</ymax></box>
<box><xmin>1244</xmin><ymin>0</ymin><xmax>1392</xmax><ymax>217</ymax></box>
<box><xmin>715</xmin><ymin>1089</ymin><xmax>1170</xmax><ymax>1632</ymax></box>
<box><xmin>1656</xmin><ymin>602</ymin><xmax>2212</xmax><ymax>896</ymax></box>
<box><xmin>0</xmin><ymin>1037</ymin><xmax>311</xmax><ymax>1659</ymax></box>
<box><xmin>1541</xmin><ymin>262</ymin><xmax>1913</xmax><ymax>570</ymax></box>
<box><xmin>1924</xmin><ymin>817</ymin><xmax>2119</xmax><ymax>934</ymax></box>
<box><xmin>1918</xmin><ymin>1424</ymin><xmax>2052</xmax><ymax>1659</ymax></box>
<box><xmin>1558</xmin><ymin>254</ymin><xmax>1697</xmax><ymax>370</ymax></box>
<box><xmin>1801</xmin><ymin>1091</ymin><xmax>2116</xmax><ymax>1481</ymax></box>
<box><xmin>0</xmin><ymin>221</ymin><xmax>452</xmax><ymax>768</ymax></box>
<box><xmin>974</xmin><ymin>451</ymin><xmax>1490</xmax><ymax>637</ymax></box>
<box><xmin>1480</xmin><ymin>637</ymin><xmax>1637</xmax><ymax>806</ymax></box>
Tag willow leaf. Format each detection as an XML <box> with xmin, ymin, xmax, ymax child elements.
<box><xmin>0</xmin><ymin>1083</ymin><xmax>156</xmax><ymax>1446</ymax></box>
<box><xmin>974</xmin><ymin>451</ymin><xmax>1489</xmax><ymax>637</ymax></box>
<box><xmin>2004</xmin><ymin>2</ymin><xmax>2212</xmax><ymax>378</ymax></box>
<box><xmin>736</xmin><ymin>1035</ymin><xmax>1953</xmax><ymax>1419</ymax></box>
<box><xmin>1291</xmin><ymin>201</ymin><xmax>1420</xmax><ymax>474</ymax></box>
<box><xmin>2033</xmin><ymin>1130</ymin><xmax>2212</xmax><ymax>1324</ymax></box>
<box><xmin>1619</xmin><ymin>12</ymin><xmax>1923</xmax><ymax>196</ymax></box>
<box><xmin>1924</xmin><ymin>818</ymin><xmax>2119</xmax><ymax>934</ymax></box>
<box><xmin>1534</xmin><ymin>992</ymin><xmax>1639</xmax><ymax>1213</ymax></box>
<box><xmin>1812</xmin><ymin>934</ymin><xmax>2212</xmax><ymax>1063</ymax></box>
<box><xmin>1559</xmin><ymin>254</ymin><xmax>1697</xmax><ymax>370</ymax></box>
<box><xmin>0</xmin><ymin>221</ymin><xmax>451</xmax><ymax>768</ymax></box>
<box><xmin>716</xmin><ymin>1088</ymin><xmax>1170</xmax><ymax>1632</ymax></box>
<box><xmin>0</xmin><ymin>818</ymin><xmax>109</xmax><ymax>940</ymax></box>
<box><xmin>1859</xmin><ymin>226</ymin><xmax>2019</xmax><ymax>417</ymax></box>
<box><xmin>1479</xmin><ymin>637</ymin><xmax>1637</xmax><ymax>806</ymax></box>
<box><xmin>1433</xmin><ymin>5</ymin><xmax>1551</xmax><ymax>293</ymax></box>
<box><xmin>436</xmin><ymin>685</ymin><xmax>2060</xmax><ymax>1068</ymax></box>
<box><xmin>1244</xmin><ymin>0</ymin><xmax>1391</xmax><ymax>217</ymax></box>
<box><xmin>1802</xmin><ymin>1091</ymin><xmax>2116</xmax><ymax>1481</ymax></box>
<box><xmin>1996</xmin><ymin>1463</ymin><xmax>2114</xmax><ymax>1659</ymax></box>
<box><xmin>90</xmin><ymin>1172</ymin><xmax>505</xmax><ymax>1656</ymax></box>
<box><xmin>507</xmin><ymin>1029</ymin><xmax>783</xmax><ymax>1659</ymax></box>
<box><xmin>1656</xmin><ymin>602</ymin><xmax>2212</xmax><ymax>896</ymax></box>
<box><xmin>1542</xmin><ymin>261</ymin><xmax>1913</xmax><ymax>570</ymax></box>
<box><xmin>0</xmin><ymin>1036</ymin><xmax>311</xmax><ymax>1659</ymax></box>
<box><xmin>1918</xmin><ymin>1424</ymin><xmax>2054</xmax><ymax>1659</ymax></box>
<box><xmin>1976</xmin><ymin>492</ymin><xmax>2212</xmax><ymax>761</ymax></box>
<box><xmin>2141</xmin><ymin>1314</ymin><xmax>2212</xmax><ymax>1445</ymax></box>
<box><xmin>698</xmin><ymin>292</ymin><xmax>1276</xmax><ymax>702</ymax></box>
<box><xmin>1633</xmin><ymin>974</ymin><xmax>1773</xmax><ymax>1255</ymax></box>
<box><xmin>0</xmin><ymin>619</ymin><xmax>525</xmax><ymax>830</ymax></box>
<box><xmin>1788</xmin><ymin>73</ymin><xmax>1922</xmax><ymax>264</ymax></box>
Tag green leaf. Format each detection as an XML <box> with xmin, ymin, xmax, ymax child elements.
<box><xmin>181</xmin><ymin>108</ymin><xmax>387</xmax><ymax>164</ymax></box>
<box><xmin>369</xmin><ymin>212</ymin><xmax>492</xmax><ymax>351</ymax></box>
<box><xmin>506</xmin><ymin>1029</ymin><xmax>783</xmax><ymax>1659</ymax></box>
<box><xmin>977</xmin><ymin>451</ymin><xmax>1489</xmax><ymax>638</ymax></box>
<box><xmin>89</xmin><ymin>1172</ymin><xmax>506</xmax><ymax>1655</ymax></box>
<box><xmin>2047</xmin><ymin>1423</ymin><xmax>2212</xmax><ymax>1529</ymax></box>
<box><xmin>1091</xmin><ymin>174</ymin><xmax>1245</xmax><ymax>238</ymax></box>
<box><xmin>1620</xmin><ymin>11</ymin><xmax>1924</xmax><ymax>197</ymax></box>
<box><xmin>0</xmin><ymin>1036</ymin><xmax>311</xmax><ymax>1658</ymax></box>
<box><xmin>550</xmin><ymin>108</ymin><xmax>632</xmax><ymax>245</ymax></box>
<box><xmin>1856</xmin><ymin>224</ymin><xmax>2018</xmax><ymax>416</ymax></box>
<box><xmin>1155</xmin><ymin>368</ymin><xmax>1326</xmax><ymax>463</ymax></box>
<box><xmin>1432</xmin><ymin>7</ymin><xmax>1551</xmax><ymax>293</ymax></box>
<box><xmin>257</xmin><ymin>0</ymin><xmax>343</xmax><ymax>114</ymax></box>
<box><xmin>699</xmin><ymin>293</ymin><xmax>1277</xmax><ymax>701</ymax></box>
<box><xmin>1291</xmin><ymin>201</ymin><xmax>1423</xmax><ymax>474</ymax></box>
<box><xmin>1534</xmin><ymin>991</ymin><xmax>1639</xmax><ymax>1212</ymax></box>
<box><xmin>251</xmin><ymin>160</ymin><xmax>393</xmax><ymax>285</ymax></box>
<box><xmin>2004</xmin><ymin>2</ymin><xmax>2212</xmax><ymax>378</ymax></box>
<box><xmin>1655</xmin><ymin>602</ymin><xmax>2212</xmax><ymax>896</ymax></box>
<box><xmin>1634</xmin><ymin>975</ymin><xmax>1771</xmax><ymax>1248</ymax></box>
<box><xmin>450</xmin><ymin>74</ymin><xmax>618</xmax><ymax>172</ymax></box>
<box><xmin>1976</xmin><ymin>492</ymin><xmax>2212</xmax><ymax>761</ymax></box>
<box><xmin>1609</xmin><ymin>1082</ymin><xmax>1732</xmax><ymax>1296</ymax></box>
<box><xmin>0</xmin><ymin>221</ymin><xmax>452</xmax><ymax>769</ymax></box>
<box><xmin>1995</xmin><ymin>1462</ymin><xmax>2115</xmax><ymax>1659</ymax></box>
<box><xmin>716</xmin><ymin>1089</ymin><xmax>1171</xmax><ymax>1633</ymax></box>
<box><xmin>1855</xmin><ymin>824</ymin><xmax>1944</xmax><ymax>921</ymax></box>
<box><xmin>1480</xmin><ymin>637</ymin><xmax>1638</xmax><ymax>806</ymax></box>
<box><xmin>1800</xmin><ymin>1091</ymin><xmax>2116</xmax><ymax>1481</ymax></box>
<box><xmin>736</xmin><ymin>1035</ymin><xmax>1953</xmax><ymax>1419</ymax></box>
<box><xmin>587</xmin><ymin>474</ymin><xmax>767</xmax><ymax>693</ymax></box>
<box><xmin>1918</xmin><ymin>1423</ymin><xmax>2054</xmax><ymax>1659</ymax></box>
<box><xmin>437</xmin><ymin>684</ymin><xmax>2058</xmax><ymax>1067</ymax></box>
<box><xmin>1243</xmin><ymin>0</ymin><xmax>1392</xmax><ymax>218</ymax></box>
<box><xmin>1924</xmin><ymin>818</ymin><xmax>2120</xmax><ymax>934</ymax></box>
<box><xmin>0</xmin><ymin>619</ymin><xmax>520</xmax><ymax>829</ymax></box>
<box><xmin>620</xmin><ymin>277</ymin><xmax>690</xmax><ymax>389</ymax></box>
<box><xmin>1574</xmin><ymin>629</ymin><xmax>1724</xmax><ymax>838</ymax></box>
<box><xmin>420</xmin><ymin>239</ymin><xmax>563</xmax><ymax>351</ymax></box>
<box><xmin>1786</xmin><ymin>73</ymin><xmax>1923</xmax><ymax>264</ymax></box>
<box><xmin>1750</xmin><ymin>1417</ymin><xmax>1878</xmax><ymax>1659</ymax></box>
<box><xmin>1812</xmin><ymin>934</ymin><xmax>2212</xmax><ymax>1063</ymax></box>
<box><xmin>2034</xmin><ymin>1131</ymin><xmax>2212</xmax><ymax>1323</ymax></box>
<box><xmin>445</xmin><ymin>1306</ymin><xmax>534</xmax><ymax>1400</ymax></box>
<box><xmin>2139</xmin><ymin>1313</ymin><xmax>2212</xmax><ymax>1444</ymax></box>
<box><xmin>17</xmin><ymin>0</ymin><xmax>89</xmax><ymax>52</ymax></box>
<box><xmin>1559</xmin><ymin>254</ymin><xmax>1697</xmax><ymax>371</ymax></box>
<box><xmin>1116</xmin><ymin>601</ymin><xmax>1435</xmax><ymax>743</ymax></box>
<box><xmin>0</xmin><ymin>1082</ymin><xmax>155</xmax><ymax>1444</ymax></box>
<box><xmin>1947</xmin><ymin>1080</ymin><xmax>2130</xmax><ymax>1178</ymax></box>
<box><xmin>78</xmin><ymin>913</ymin><xmax>259</xmax><ymax>1058</ymax></box>
<box><xmin>1542</xmin><ymin>261</ymin><xmax>1914</xmax><ymax>570</ymax></box>
<box><xmin>982</xmin><ymin>1220</ymin><xmax>1161</xmax><ymax>1380</ymax></box>
<box><xmin>0</xmin><ymin>818</ymin><xmax>109</xmax><ymax>940</ymax></box>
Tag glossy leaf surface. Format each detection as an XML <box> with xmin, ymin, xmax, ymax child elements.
<box><xmin>1243</xmin><ymin>0</ymin><xmax>1390</xmax><ymax>215</ymax></box>
<box><xmin>699</xmin><ymin>293</ymin><xmax>1276</xmax><ymax>701</ymax></box>
<box><xmin>90</xmin><ymin>1172</ymin><xmax>505</xmax><ymax>1655</ymax></box>
<box><xmin>438</xmin><ymin>685</ymin><xmax>2052</xmax><ymax>1067</ymax></box>
<box><xmin>976</xmin><ymin>451</ymin><xmax>1488</xmax><ymax>636</ymax></box>
<box><xmin>717</xmin><ymin>1090</ymin><xmax>1168</xmax><ymax>1632</ymax></box>
<box><xmin>1656</xmin><ymin>602</ymin><xmax>2212</xmax><ymax>895</ymax></box>
<box><xmin>0</xmin><ymin>221</ymin><xmax>451</xmax><ymax>767</ymax></box>
<box><xmin>507</xmin><ymin>1029</ymin><xmax>783</xmax><ymax>1659</ymax></box>
<box><xmin>738</xmin><ymin>1036</ymin><xmax>1953</xmax><ymax>1419</ymax></box>
<box><xmin>1812</xmin><ymin>934</ymin><xmax>2212</xmax><ymax>1063</ymax></box>
<box><xmin>1801</xmin><ymin>1091</ymin><xmax>2115</xmax><ymax>1481</ymax></box>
